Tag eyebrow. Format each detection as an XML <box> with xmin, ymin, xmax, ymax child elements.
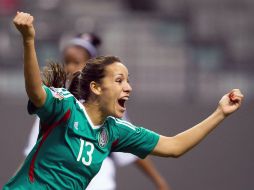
<box><xmin>116</xmin><ymin>74</ymin><xmax>124</xmax><ymax>76</ymax></box>
<box><xmin>115</xmin><ymin>74</ymin><xmax>130</xmax><ymax>78</ymax></box>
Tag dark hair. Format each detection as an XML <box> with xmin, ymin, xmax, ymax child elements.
<box><xmin>42</xmin><ymin>56</ymin><xmax>121</xmax><ymax>101</ymax></box>
<box><xmin>70</xmin><ymin>55</ymin><xmax>121</xmax><ymax>100</ymax></box>
<box><xmin>42</xmin><ymin>33</ymin><xmax>102</xmax><ymax>90</ymax></box>
<box><xmin>42</xmin><ymin>62</ymin><xmax>82</xmax><ymax>100</ymax></box>
<box><xmin>41</xmin><ymin>61</ymin><xmax>66</xmax><ymax>88</ymax></box>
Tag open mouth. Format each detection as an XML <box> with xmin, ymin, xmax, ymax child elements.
<box><xmin>118</xmin><ymin>97</ymin><xmax>128</xmax><ymax>109</ymax></box>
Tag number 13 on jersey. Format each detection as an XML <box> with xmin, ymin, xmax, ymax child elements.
<box><xmin>77</xmin><ymin>138</ymin><xmax>94</xmax><ymax>166</ymax></box>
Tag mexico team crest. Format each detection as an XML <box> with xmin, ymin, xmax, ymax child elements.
<box><xmin>50</xmin><ymin>87</ymin><xmax>64</xmax><ymax>100</ymax></box>
<box><xmin>98</xmin><ymin>127</ymin><xmax>109</xmax><ymax>148</ymax></box>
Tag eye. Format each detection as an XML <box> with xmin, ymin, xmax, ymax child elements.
<box><xmin>116</xmin><ymin>78</ymin><xmax>122</xmax><ymax>83</ymax></box>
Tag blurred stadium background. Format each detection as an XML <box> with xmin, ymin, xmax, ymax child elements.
<box><xmin>0</xmin><ymin>0</ymin><xmax>254</xmax><ymax>189</ymax></box>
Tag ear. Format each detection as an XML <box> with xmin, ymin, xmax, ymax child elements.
<box><xmin>90</xmin><ymin>81</ymin><xmax>102</xmax><ymax>95</ymax></box>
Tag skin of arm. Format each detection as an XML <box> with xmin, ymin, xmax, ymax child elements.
<box><xmin>13</xmin><ymin>11</ymin><xmax>46</xmax><ymax>108</ymax></box>
<box><xmin>135</xmin><ymin>158</ymin><xmax>170</xmax><ymax>190</ymax></box>
<box><xmin>152</xmin><ymin>89</ymin><xmax>244</xmax><ymax>158</ymax></box>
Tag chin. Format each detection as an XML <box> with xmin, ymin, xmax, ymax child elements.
<box><xmin>114</xmin><ymin>112</ymin><xmax>124</xmax><ymax>119</ymax></box>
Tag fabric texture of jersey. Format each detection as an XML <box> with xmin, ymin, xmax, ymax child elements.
<box><xmin>23</xmin><ymin>112</ymin><xmax>138</xmax><ymax>190</ymax></box>
<box><xmin>3</xmin><ymin>86</ymin><xmax>159</xmax><ymax>190</ymax></box>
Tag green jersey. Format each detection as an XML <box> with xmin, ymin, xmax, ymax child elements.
<box><xmin>3</xmin><ymin>86</ymin><xmax>159</xmax><ymax>190</ymax></box>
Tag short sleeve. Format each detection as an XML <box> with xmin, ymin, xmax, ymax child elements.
<box><xmin>110</xmin><ymin>118</ymin><xmax>160</xmax><ymax>159</ymax></box>
<box><xmin>27</xmin><ymin>85</ymin><xmax>73</xmax><ymax>125</ymax></box>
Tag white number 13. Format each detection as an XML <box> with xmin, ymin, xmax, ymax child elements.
<box><xmin>77</xmin><ymin>139</ymin><xmax>94</xmax><ymax>166</ymax></box>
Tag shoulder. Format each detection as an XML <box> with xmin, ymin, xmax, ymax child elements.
<box><xmin>40</xmin><ymin>86</ymin><xmax>77</xmax><ymax>112</ymax></box>
<box><xmin>47</xmin><ymin>86</ymin><xmax>74</xmax><ymax>100</ymax></box>
<box><xmin>107</xmin><ymin>116</ymin><xmax>138</xmax><ymax>132</ymax></box>
<box><xmin>43</xmin><ymin>86</ymin><xmax>77</xmax><ymax>105</ymax></box>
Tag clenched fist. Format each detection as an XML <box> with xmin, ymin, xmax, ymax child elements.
<box><xmin>13</xmin><ymin>11</ymin><xmax>35</xmax><ymax>42</ymax></box>
<box><xmin>218</xmin><ymin>89</ymin><xmax>244</xmax><ymax>117</ymax></box>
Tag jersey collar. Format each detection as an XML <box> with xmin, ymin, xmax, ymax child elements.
<box><xmin>77</xmin><ymin>101</ymin><xmax>102</xmax><ymax>129</ymax></box>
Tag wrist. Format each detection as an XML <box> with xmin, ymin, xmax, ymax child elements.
<box><xmin>23</xmin><ymin>38</ymin><xmax>35</xmax><ymax>46</ymax></box>
<box><xmin>214</xmin><ymin>107</ymin><xmax>227</xmax><ymax>120</ymax></box>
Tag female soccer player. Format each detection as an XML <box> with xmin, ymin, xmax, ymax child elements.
<box><xmin>4</xmin><ymin>12</ymin><xmax>243</xmax><ymax>190</ymax></box>
<box><xmin>21</xmin><ymin>15</ymin><xmax>169</xmax><ymax>190</ymax></box>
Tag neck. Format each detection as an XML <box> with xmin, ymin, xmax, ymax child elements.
<box><xmin>83</xmin><ymin>102</ymin><xmax>107</xmax><ymax>126</ymax></box>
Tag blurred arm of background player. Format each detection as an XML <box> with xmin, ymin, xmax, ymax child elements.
<box><xmin>112</xmin><ymin>152</ymin><xmax>171</xmax><ymax>190</ymax></box>
<box><xmin>136</xmin><ymin>157</ymin><xmax>170</xmax><ymax>190</ymax></box>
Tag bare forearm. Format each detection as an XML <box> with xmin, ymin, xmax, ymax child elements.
<box><xmin>153</xmin><ymin>108</ymin><xmax>226</xmax><ymax>157</ymax></box>
<box><xmin>152</xmin><ymin>89</ymin><xmax>243</xmax><ymax>158</ymax></box>
<box><xmin>23</xmin><ymin>41</ymin><xmax>42</xmax><ymax>92</ymax></box>
<box><xmin>171</xmin><ymin>108</ymin><xmax>225</xmax><ymax>156</ymax></box>
<box><xmin>23</xmin><ymin>40</ymin><xmax>45</xmax><ymax>106</ymax></box>
<box><xmin>13</xmin><ymin>12</ymin><xmax>46</xmax><ymax>107</ymax></box>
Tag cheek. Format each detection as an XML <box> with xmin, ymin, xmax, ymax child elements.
<box><xmin>64</xmin><ymin>64</ymin><xmax>74</xmax><ymax>74</ymax></box>
<box><xmin>77</xmin><ymin>64</ymin><xmax>85</xmax><ymax>71</ymax></box>
<box><xmin>103</xmin><ymin>90</ymin><xmax>114</xmax><ymax>101</ymax></box>
<box><xmin>64</xmin><ymin>63</ymin><xmax>84</xmax><ymax>74</ymax></box>
<box><xmin>101</xmin><ymin>88</ymin><xmax>117</xmax><ymax>103</ymax></box>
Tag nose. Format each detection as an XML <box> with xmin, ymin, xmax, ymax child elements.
<box><xmin>124</xmin><ymin>82</ymin><xmax>132</xmax><ymax>93</ymax></box>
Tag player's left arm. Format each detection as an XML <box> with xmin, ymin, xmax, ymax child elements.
<box><xmin>13</xmin><ymin>12</ymin><xmax>46</xmax><ymax>108</ymax></box>
<box><xmin>151</xmin><ymin>89</ymin><xmax>243</xmax><ymax>158</ymax></box>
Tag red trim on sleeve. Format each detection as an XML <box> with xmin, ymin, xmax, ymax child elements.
<box><xmin>111</xmin><ymin>139</ymin><xmax>119</xmax><ymax>150</ymax></box>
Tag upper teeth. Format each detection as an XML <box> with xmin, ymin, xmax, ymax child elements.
<box><xmin>121</xmin><ymin>97</ymin><xmax>128</xmax><ymax>100</ymax></box>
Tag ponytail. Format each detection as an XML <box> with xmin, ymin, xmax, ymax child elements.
<box><xmin>41</xmin><ymin>61</ymin><xmax>66</xmax><ymax>88</ymax></box>
<box><xmin>68</xmin><ymin>71</ymin><xmax>82</xmax><ymax>100</ymax></box>
<box><xmin>41</xmin><ymin>61</ymin><xmax>83</xmax><ymax>100</ymax></box>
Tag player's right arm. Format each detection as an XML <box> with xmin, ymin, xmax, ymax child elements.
<box><xmin>13</xmin><ymin>12</ymin><xmax>46</xmax><ymax>108</ymax></box>
<box><xmin>152</xmin><ymin>89</ymin><xmax>243</xmax><ymax>158</ymax></box>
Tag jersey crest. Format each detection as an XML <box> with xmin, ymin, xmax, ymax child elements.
<box><xmin>50</xmin><ymin>87</ymin><xmax>65</xmax><ymax>100</ymax></box>
<box><xmin>98</xmin><ymin>127</ymin><xmax>108</xmax><ymax>148</ymax></box>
